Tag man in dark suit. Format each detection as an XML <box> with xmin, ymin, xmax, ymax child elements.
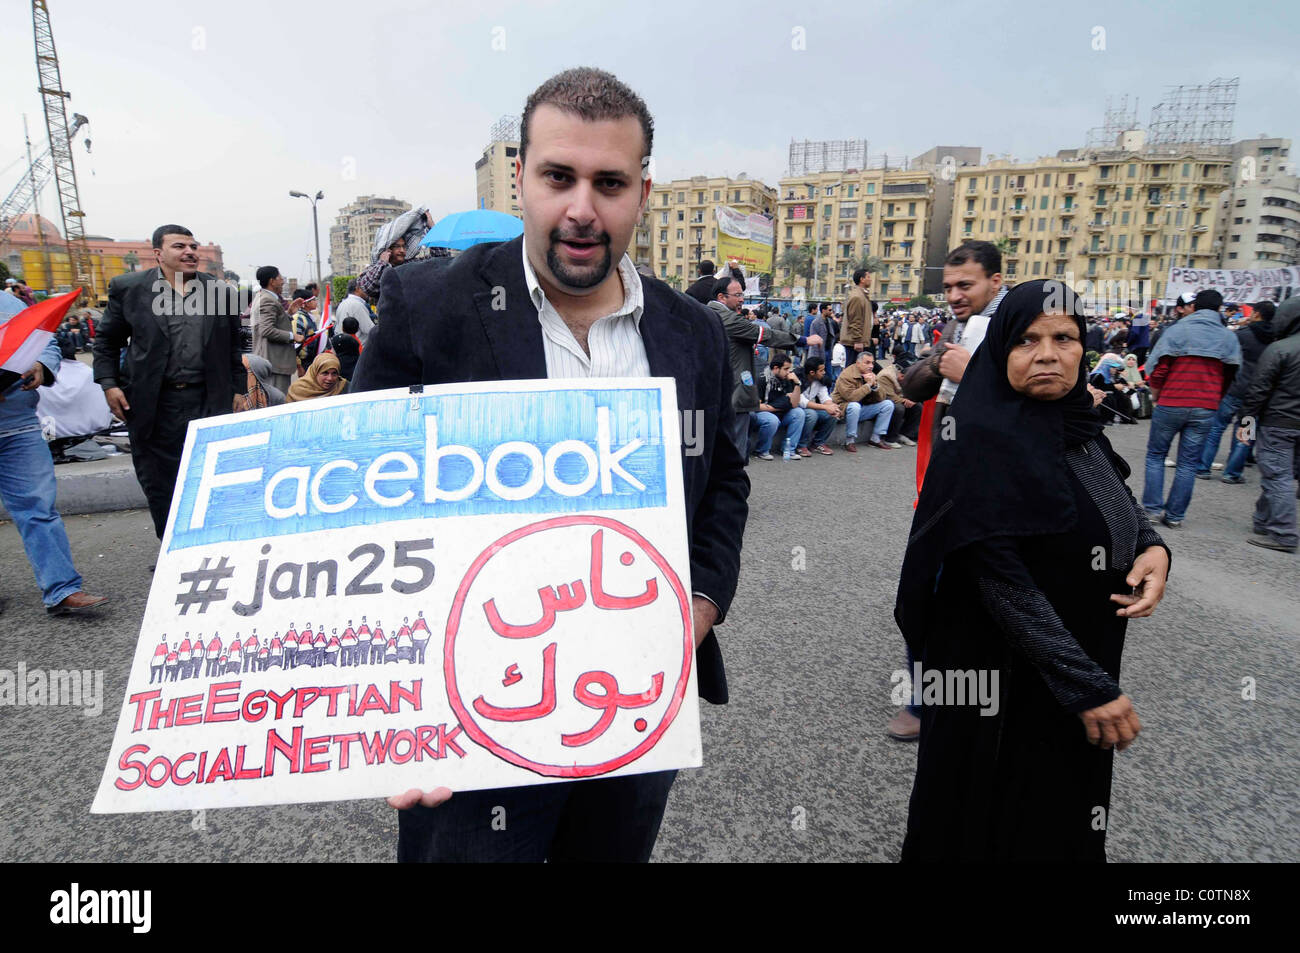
<box><xmin>684</xmin><ymin>260</ymin><xmax>717</xmax><ymax>304</ymax></box>
<box><xmin>93</xmin><ymin>225</ymin><xmax>245</xmax><ymax>538</ymax></box>
<box><xmin>355</xmin><ymin>67</ymin><xmax>749</xmax><ymax>863</ymax></box>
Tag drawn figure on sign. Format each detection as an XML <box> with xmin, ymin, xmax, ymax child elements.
<box><xmin>370</xmin><ymin>620</ymin><xmax>387</xmax><ymax>665</ymax></box>
<box><xmin>217</xmin><ymin>652</ymin><xmax>228</xmax><ymax>673</ymax></box>
<box><xmin>269</xmin><ymin>633</ymin><xmax>283</xmax><ymax>670</ymax></box>
<box><xmin>356</xmin><ymin>617</ymin><xmax>372</xmax><ymax>666</ymax></box>
<box><xmin>283</xmin><ymin>628</ymin><xmax>299</xmax><ymax>669</ymax></box>
<box><xmin>150</xmin><ymin>638</ymin><xmax>167</xmax><ymax>684</ymax></box>
<box><xmin>411</xmin><ymin>612</ymin><xmax>430</xmax><ymax>664</ymax></box>
<box><xmin>205</xmin><ymin>634</ymin><xmax>222</xmax><ymax>676</ymax></box>
<box><xmin>258</xmin><ymin>641</ymin><xmax>270</xmax><ymax>672</ymax></box>
<box><xmin>297</xmin><ymin>624</ymin><xmax>313</xmax><ymax>668</ymax></box>
<box><xmin>226</xmin><ymin>637</ymin><xmax>242</xmax><ymax>675</ymax></box>
<box><xmin>189</xmin><ymin>634</ymin><xmax>205</xmax><ymax>679</ymax></box>
<box><xmin>176</xmin><ymin>637</ymin><xmax>192</xmax><ymax>681</ymax></box>
<box><xmin>385</xmin><ymin>633</ymin><xmax>399</xmax><ymax>664</ymax></box>
<box><xmin>397</xmin><ymin>618</ymin><xmax>414</xmax><ymax>663</ymax></box>
<box><xmin>446</xmin><ymin>517</ymin><xmax>692</xmax><ymax>779</ymax></box>
<box><xmin>242</xmin><ymin>631</ymin><xmax>259</xmax><ymax>673</ymax></box>
<box><xmin>340</xmin><ymin>620</ymin><xmax>358</xmax><ymax>667</ymax></box>
<box><xmin>165</xmin><ymin>647</ymin><xmax>180</xmax><ymax>682</ymax></box>
<box><xmin>325</xmin><ymin>629</ymin><xmax>340</xmax><ymax>667</ymax></box>
<box><xmin>312</xmin><ymin>627</ymin><xmax>327</xmax><ymax>667</ymax></box>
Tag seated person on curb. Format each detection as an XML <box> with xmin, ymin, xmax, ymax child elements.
<box><xmin>798</xmin><ymin>357</ymin><xmax>840</xmax><ymax>455</ymax></box>
<box><xmin>875</xmin><ymin>358</ymin><xmax>921</xmax><ymax>446</ymax></box>
<box><xmin>754</xmin><ymin>356</ymin><xmax>805</xmax><ymax>460</ymax></box>
<box><xmin>832</xmin><ymin>350</ymin><xmax>895</xmax><ymax>451</ymax></box>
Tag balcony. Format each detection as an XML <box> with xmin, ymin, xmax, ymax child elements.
<box><xmin>1087</xmin><ymin>222</ymin><xmax>1106</xmax><ymax>233</ymax></box>
<box><xmin>1192</xmin><ymin>224</ymin><xmax>1209</xmax><ymax>233</ymax></box>
<box><xmin>1085</xmin><ymin>247</ymin><xmax>1106</xmax><ymax>256</ymax></box>
<box><xmin>1140</xmin><ymin>221</ymin><xmax>1160</xmax><ymax>232</ymax></box>
<box><xmin>1144</xmin><ymin>197</ymin><xmax>1164</xmax><ymax>207</ymax></box>
<box><xmin>962</xmin><ymin>209</ymin><xmax>977</xmax><ymax>218</ymax></box>
<box><xmin>1008</xmin><ymin>206</ymin><xmax>1027</xmax><ymax>217</ymax></box>
<box><xmin>1056</xmin><ymin>226</ymin><xmax>1077</xmax><ymax>237</ymax></box>
<box><xmin>1194</xmin><ymin>199</ymin><xmax>1212</xmax><ymax>210</ymax></box>
<box><xmin>1011</xmin><ymin>185</ymin><xmax>1028</xmax><ymax>195</ymax></box>
<box><xmin>1060</xmin><ymin>205</ymin><xmax>1077</xmax><ymax>215</ymax></box>
<box><xmin>1061</xmin><ymin>182</ymin><xmax>1080</xmax><ymax>193</ymax></box>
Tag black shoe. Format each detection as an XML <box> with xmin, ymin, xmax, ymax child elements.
<box><xmin>1247</xmin><ymin>536</ymin><xmax>1296</xmax><ymax>553</ymax></box>
<box><xmin>1195</xmin><ymin>471</ymin><xmax>1212</xmax><ymax>480</ymax></box>
<box><xmin>1161</xmin><ymin>517</ymin><xmax>1182</xmax><ymax>529</ymax></box>
<box><xmin>1221</xmin><ymin>475</ymin><xmax>1246</xmax><ymax>485</ymax></box>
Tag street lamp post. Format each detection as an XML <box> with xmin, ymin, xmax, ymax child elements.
<box><xmin>289</xmin><ymin>190</ymin><xmax>325</xmax><ymax>290</ymax></box>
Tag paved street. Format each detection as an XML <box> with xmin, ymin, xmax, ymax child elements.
<box><xmin>1</xmin><ymin>420</ymin><xmax>1296</xmax><ymax>862</ymax></box>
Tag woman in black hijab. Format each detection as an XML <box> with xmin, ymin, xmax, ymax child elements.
<box><xmin>895</xmin><ymin>279</ymin><xmax>1171</xmax><ymax>862</ymax></box>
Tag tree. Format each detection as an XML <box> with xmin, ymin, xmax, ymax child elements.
<box><xmin>851</xmin><ymin>251</ymin><xmax>886</xmax><ymax>276</ymax></box>
<box><xmin>663</xmin><ymin>274</ymin><xmax>683</xmax><ymax>290</ymax></box>
<box><xmin>994</xmin><ymin>236</ymin><xmax>1013</xmax><ymax>258</ymax></box>
<box><xmin>906</xmin><ymin>294</ymin><xmax>936</xmax><ymax>308</ymax></box>
<box><xmin>0</xmin><ymin>261</ymin><xmax>10</xmax><ymax>283</ymax></box>
<box><xmin>331</xmin><ymin>274</ymin><xmax>353</xmax><ymax>304</ymax></box>
<box><xmin>123</xmin><ymin>251</ymin><xmax>140</xmax><ymax>272</ymax></box>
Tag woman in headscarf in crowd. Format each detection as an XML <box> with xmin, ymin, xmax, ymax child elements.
<box><xmin>286</xmin><ymin>352</ymin><xmax>347</xmax><ymax>403</ymax></box>
<box><xmin>241</xmin><ymin>353</ymin><xmax>286</xmax><ymax>410</ymax></box>
<box><xmin>894</xmin><ymin>279</ymin><xmax>1171</xmax><ymax>862</ymax></box>
<box><xmin>1088</xmin><ymin>355</ymin><xmax>1138</xmax><ymax>425</ymax></box>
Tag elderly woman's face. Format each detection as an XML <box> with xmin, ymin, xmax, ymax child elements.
<box><xmin>317</xmin><ymin>366</ymin><xmax>341</xmax><ymax>389</ymax></box>
<box><xmin>1006</xmin><ymin>312</ymin><xmax>1083</xmax><ymax>401</ymax></box>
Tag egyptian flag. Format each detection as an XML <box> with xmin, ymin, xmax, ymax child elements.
<box><xmin>315</xmin><ymin>285</ymin><xmax>333</xmax><ymax>357</ymax></box>
<box><xmin>0</xmin><ymin>287</ymin><xmax>81</xmax><ymax>391</ymax></box>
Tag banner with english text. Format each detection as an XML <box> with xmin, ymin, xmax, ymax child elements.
<box><xmin>92</xmin><ymin>378</ymin><xmax>700</xmax><ymax>813</ymax></box>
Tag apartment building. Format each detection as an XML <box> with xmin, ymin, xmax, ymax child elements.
<box><xmin>774</xmin><ymin>167</ymin><xmax>937</xmax><ymax>302</ymax></box>
<box><xmin>635</xmin><ymin>174</ymin><xmax>776</xmax><ymax>283</ymax></box>
<box><xmin>949</xmin><ymin>133</ymin><xmax>1233</xmax><ymax>303</ymax></box>
<box><xmin>1216</xmin><ymin>137</ymin><xmax>1299</xmax><ymax>269</ymax></box>
<box><xmin>329</xmin><ymin>195</ymin><xmax>412</xmax><ymax>276</ymax></box>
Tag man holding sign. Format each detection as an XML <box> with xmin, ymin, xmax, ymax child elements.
<box><xmin>352</xmin><ymin>68</ymin><xmax>748</xmax><ymax>861</ymax></box>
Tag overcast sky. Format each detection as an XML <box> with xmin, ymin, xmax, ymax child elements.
<box><xmin>2</xmin><ymin>0</ymin><xmax>1296</xmax><ymax>283</ymax></box>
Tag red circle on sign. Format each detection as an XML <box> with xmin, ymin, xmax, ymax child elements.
<box><xmin>444</xmin><ymin>515</ymin><xmax>693</xmax><ymax>778</ymax></box>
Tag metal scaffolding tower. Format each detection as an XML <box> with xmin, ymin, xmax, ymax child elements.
<box><xmin>32</xmin><ymin>0</ymin><xmax>94</xmax><ymax>297</ymax></box>
<box><xmin>788</xmin><ymin>139</ymin><xmax>869</xmax><ymax>175</ymax></box>
<box><xmin>1085</xmin><ymin>94</ymin><xmax>1139</xmax><ymax>151</ymax></box>
<box><xmin>1147</xmin><ymin>78</ymin><xmax>1238</xmax><ymax>149</ymax></box>
<box><xmin>489</xmin><ymin>114</ymin><xmax>521</xmax><ymax>143</ymax></box>
<box><xmin>0</xmin><ymin>111</ymin><xmax>87</xmax><ymax>244</ymax></box>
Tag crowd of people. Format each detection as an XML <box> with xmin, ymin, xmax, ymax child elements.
<box><xmin>4</xmin><ymin>66</ymin><xmax>1298</xmax><ymax>865</ymax></box>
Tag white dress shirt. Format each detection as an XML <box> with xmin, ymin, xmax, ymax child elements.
<box><xmin>521</xmin><ymin>240</ymin><xmax>650</xmax><ymax>379</ymax></box>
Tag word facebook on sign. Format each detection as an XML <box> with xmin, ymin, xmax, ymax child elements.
<box><xmin>92</xmin><ymin>379</ymin><xmax>701</xmax><ymax>813</ymax></box>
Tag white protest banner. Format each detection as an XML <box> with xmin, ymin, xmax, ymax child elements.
<box><xmin>92</xmin><ymin>379</ymin><xmax>700</xmax><ymax>813</ymax></box>
<box><xmin>1166</xmin><ymin>265</ymin><xmax>1299</xmax><ymax>305</ymax></box>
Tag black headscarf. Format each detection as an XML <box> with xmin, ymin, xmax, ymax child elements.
<box><xmin>894</xmin><ymin>279</ymin><xmax>1109</xmax><ymax>654</ymax></box>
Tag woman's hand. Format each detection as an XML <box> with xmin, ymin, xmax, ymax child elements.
<box><xmin>1110</xmin><ymin>545</ymin><xmax>1169</xmax><ymax>618</ymax></box>
<box><xmin>1079</xmin><ymin>694</ymin><xmax>1142</xmax><ymax>751</ymax></box>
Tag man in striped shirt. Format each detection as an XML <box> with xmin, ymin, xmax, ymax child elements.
<box><xmin>1141</xmin><ymin>289</ymin><xmax>1242</xmax><ymax>528</ymax></box>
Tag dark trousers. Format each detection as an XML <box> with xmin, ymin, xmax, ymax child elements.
<box><xmin>930</xmin><ymin>401</ymin><xmax>951</xmax><ymax>445</ymax></box>
<box><xmin>129</xmin><ymin>386</ymin><xmax>205</xmax><ymax>538</ymax></box>
<box><xmin>886</xmin><ymin>401</ymin><xmax>924</xmax><ymax>442</ymax></box>
<box><xmin>397</xmin><ymin>769</ymin><xmax>678</xmax><ymax>862</ymax></box>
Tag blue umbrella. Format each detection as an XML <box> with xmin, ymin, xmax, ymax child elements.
<box><xmin>419</xmin><ymin>210</ymin><xmax>523</xmax><ymax>250</ymax></box>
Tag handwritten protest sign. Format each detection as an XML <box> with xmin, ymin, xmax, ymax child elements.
<box><xmin>92</xmin><ymin>379</ymin><xmax>700</xmax><ymax>813</ymax></box>
<box><xmin>1166</xmin><ymin>265</ymin><xmax>1298</xmax><ymax>305</ymax></box>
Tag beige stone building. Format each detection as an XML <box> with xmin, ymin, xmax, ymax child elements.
<box><xmin>475</xmin><ymin>116</ymin><xmax>523</xmax><ymax>219</ymax></box>
<box><xmin>1216</xmin><ymin>137</ymin><xmax>1299</xmax><ymax>270</ymax></box>
<box><xmin>329</xmin><ymin>195</ymin><xmax>412</xmax><ymax>276</ymax></box>
<box><xmin>949</xmin><ymin>134</ymin><xmax>1234</xmax><ymax>304</ymax></box>
<box><xmin>773</xmin><ymin>167</ymin><xmax>938</xmax><ymax>302</ymax></box>
<box><xmin>635</xmin><ymin>175</ymin><xmax>776</xmax><ymax>284</ymax></box>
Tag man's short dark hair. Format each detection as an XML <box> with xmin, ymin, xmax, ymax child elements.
<box><xmin>770</xmin><ymin>356</ymin><xmax>790</xmax><ymax>370</ymax></box>
<box><xmin>1193</xmin><ymin>289</ymin><xmax>1224</xmax><ymax>312</ymax></box>
<box><xmin>712</xmin><ymin>276</ymin><xmax>739</xmax><ymax>299</ymax></box>
<box><xmin>945</xmin><ymin>240</ymin><xmax>1001</xmax><ymax>277</ymax></box>
<box><xmin>255</xmin><ymin>266</ymin><xmax>280</xmax><ymax>288</ymax></box>
<box><xmin>152</xmin><ymin>224</ymin><xmax>193</xmax><ymax>249</ymax></box>
<box><xmin>697</xmin><ymin>260</ymin><xmax>715</xmax><ymax>277</ymax></box>
<box><xmin>304</xmin><ymin>283</ymin><xmax>318</xmax><ymax>295</ymax></box>
<box><xmin>852</xmin><ymin>268</ymin><xmax>869</xmax><ymax>285</ymax></box>
<box><xmin>341</xmin><ymin>316</ymin><xmax>360</xmax><ymax>334</ymax></box>
<box><xmin>520</xmin><ymin>67</ymin><xmax>654</xmax><ymax>166</ymax></box>
<box><xmin>1254</xmin><ymin>300</ymin><xmax>1276</xmax><ymax>322</ymax></box>
<box><xmin>346</xmin><ymin>279</ymin><xmax>358</xmax><ymax>295</ymax></box>
<box><xmin>871</xmin><ymin>301</ymin><xmax>879</xmax><ymax>313</ymax></box>
<box><xmin>803</xmin><ymin>357</ymin><xmax>825</xmax><ymax>377</ymax></box>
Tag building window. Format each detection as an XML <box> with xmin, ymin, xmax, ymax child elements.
<box><xmin>1032</xmin><ymin>261</ymin><xmax>1041</xmax><ymax>275</ymax></box>
<box><xmin>991</xmin><ymin>197</ymin><xmax>999</xmax><ymax>210</ymax></box>
<box><xmin>675</xmin><ymin>247</ymin><xmax>682</xmax><ymax>258</ymax></box>
<box><xmin>1182</xmin><ymin>163</ymin><xmax>1191</xmax><ymax>176</ymax></box>
<box><xmin>660</xmin><ymin>212</ymin><xmax>668</xmax><ymax>225</ymax></box>
<box><xmin>677</xmin><ymin>192</ymin><xmax>685</xmax><ymax>202</ymax></box>
<box><xmin>1128</xmin><ymin>163</ymin><xmax>1137</xmax><ymax>178</ymax></box>
<box><xmin>785</xmin><ymin>226</ymin><xmax>793</xmax><ymax>240</ymax></box>
<box><xmin>1121</xmin><ymin>211</ymin><xmax>1129</xmax><ymax>225</ymax></box>
<box><xmin>908</xmin><ymin>201</ymin><xmax>916</xmax><ymax>215</ymax></box>
<box><xmin>1124</xmin><ymin>186</ymin><xmax>1133</xmax><ymax>201</ymax></box>
<box><xmin>678</xmin><ymin>211</ymin><xmax>684</xmax><ymax>221</ymax></box>
<box><xmin>676</xmin><ymin>228</ymin><xmax>684</xmax><ymax>240</ymax></box>
<box><xmin>866</xmin><ymin>183</ymin><xmax>876</xmax><ymax>194</ymax></box>
<box><xmin>660</xmin><ymin>229</ymin><xmax>667</xmax><ymax>242</ymax></box>
<box><xmin>864</xmin><ymin>202</ymin><xmax>874</xmax><ymax>216</ymax></box>
<box><xmin>823</xmin><ymin>204</ymin><xmax>832</xmax><ymax>218</ymax></box>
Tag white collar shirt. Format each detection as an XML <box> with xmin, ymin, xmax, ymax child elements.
<box><xmin>521</xmin><ymin>239</ymin><xmax>650</xmax><ymax>379</ymax></box>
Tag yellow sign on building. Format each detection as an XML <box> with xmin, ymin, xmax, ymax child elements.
<box><xmin>716</xmin><ymin>206</ymin><xmax>774</xmax><ymax>274</ymax></box>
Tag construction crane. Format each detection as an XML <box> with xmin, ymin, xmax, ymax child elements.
<box><xmin>31</xmin><ymin>0</ymin><xmax>94</xmax><ymax>299</ymax></box>
<box><xmin>0</xmin><ymin>111</ymin><xmax>88</xmax><ymax>244</ymax></box>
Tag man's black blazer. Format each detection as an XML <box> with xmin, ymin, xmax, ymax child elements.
<box><xmin>92</xmin><ymin>267</ymin><xmax>244</xmax><ymax>440</ymax></box>
<box><xmin>352</xmin><ymin>236</ymin><xmax>748</xmax><ymax>704</ymax></box>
